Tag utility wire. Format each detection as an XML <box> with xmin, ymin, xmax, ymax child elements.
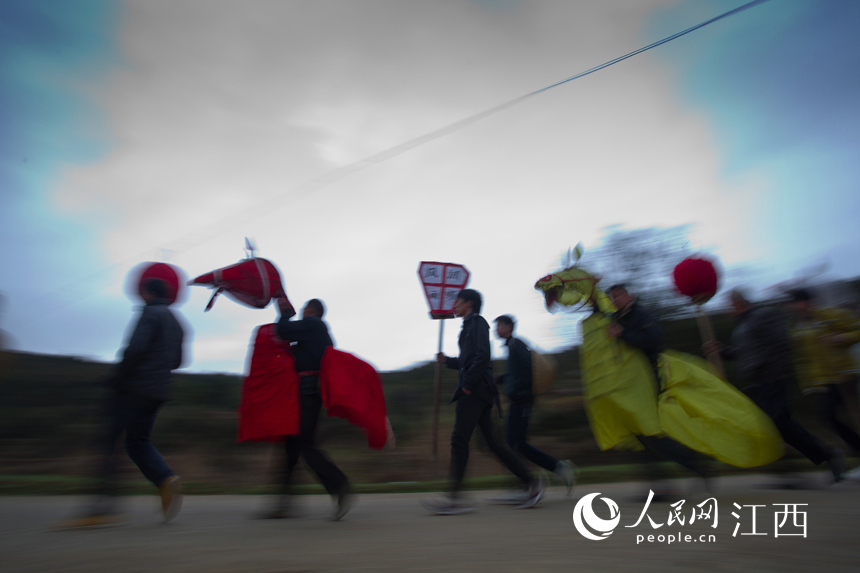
<box><xmin>19</xmin><ymin>0</ymin><xmax>773</xmax><ymax>317</ymax></box>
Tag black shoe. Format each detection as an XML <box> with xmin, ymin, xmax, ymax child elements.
<box><xmin>829</xmin><ymin>450</ymin><xmax>846</xmax><ymax>483</ymax></box>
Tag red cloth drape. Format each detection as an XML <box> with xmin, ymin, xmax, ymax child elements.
<box><xmin>237</xmin><ymin>326</ymin><xmax>388</xmax><ymax>449</ymax></box>
<box><xmin>236</xmin><ymin>324</ymin><xmax>300</xmax><ymax>442</ymax></box>
<box><xmin>320</xmin><ymin>348</ymin><xmax>388</xmax><ymax>450</ymax></box>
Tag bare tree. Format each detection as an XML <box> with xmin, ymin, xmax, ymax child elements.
<box><xmin>572</xmin><ymin>224</ymin><xmax>696</xmax><ymax>319</ymax></box>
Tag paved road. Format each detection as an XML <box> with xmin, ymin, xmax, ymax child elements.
<box><xmin>2</xmin><ymin>472</ymin><xmax>859</xmax><ymax>572</ymax></box>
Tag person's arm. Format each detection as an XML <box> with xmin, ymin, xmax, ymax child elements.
<box><xmin>459</xmin><ymin>318</ymin><xmax>491</xmax><ymax>392</ymax></box>
<box><xmin>113</xmin><ymin>307</ymin><xmax>156</xmax><ymax>381</ymax></box>
<box><xmin>742</xmin><ymin>309</ymin><xmax>790</xmax><ymax>382</ymax></box>
<box><xmin>617</xmin><ymin>309</ymin><xmax>664</xmax><ymax>356</ymax></box>
<box><xmin>172</xmin><ymin>320</ymin><xmax>184</xmax><ymax>370</ymax></box>
<box><xmin>509</xmin><ymin>339</ymin><xmax>532</xmax><ymax>389</ymax></box>
<box><xmin>277</xmin><ymin>316</ymin><xmax>315</xmax><ymax>342</ymax></box>
<box><xmin>822</xmin><ymin>308</ymin><xmax>860</xmax><ymax>346</ymax></box>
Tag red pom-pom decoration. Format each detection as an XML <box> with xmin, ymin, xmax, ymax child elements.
<box><xmin>673</xmin><ymin>256</ymin><xmax>719</xmax><ymax>304</ymax></box>
<box><xmin>131</xmin><ymin>262</ymin><xmax>184</xmax><ymax>305</ymax></box>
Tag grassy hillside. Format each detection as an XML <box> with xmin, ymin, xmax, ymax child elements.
<box><xmin>0</xmin><ymin>309</ymin><xmax>848</xmax><ymax>494</ymax></box>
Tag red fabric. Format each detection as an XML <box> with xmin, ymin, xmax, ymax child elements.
<box><xmin>673</xmin><ymin>257</ymin><xmax>719</xmax><ymax>303</ymax></box>
<box><xmin>236</xmin><ymin>324</ymin><xmax>300</xmax><ymax>442</ymax></box>
<box><xmin>189</xmin><ymin>257</ymin><xmax>295</xmax><ymax>315</ymax></box>
<box><xmin>134</xmin><ymin>262</ymin><xmax>183</xmax><ymax>305</ymax></box>
<box><xmin>320</xmin><ymin>348</ymin><xmax>388</xmax><ymax>450</ymax></box>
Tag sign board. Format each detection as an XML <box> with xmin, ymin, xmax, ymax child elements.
<box><xmin>418</xmin><ymin>261</ymin><xmax>470</xmax><ymax>319</ymax></box>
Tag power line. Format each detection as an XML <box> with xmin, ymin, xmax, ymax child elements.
<box><xmin>19</xmin><ymin>0</ymin><xmax>773</xmax><ymax>316</ymax></box>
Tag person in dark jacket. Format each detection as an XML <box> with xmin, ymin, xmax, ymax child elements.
<box><xmin>61</xmin><ymin>278</ymin><xmax>185</xmax><ymax>528</ymax></box>
<box><xmin>493</xmin><ymin>315</ymin><xmax>576</xmax><ymax>497</ymax></box>
<box><xmin>608</xmin><ymin>285</ymin><xmax>709</xmax><ymax>496</ymax></box>
<box><xmin>707</xmin><ymin>288</ymin><xmax>844</xmax><ymax>482</ymax></box>
<box><xmin>271</xmin><ymin>298</ymin><xmax>352</xmax><ymax>521</ymax></box>
<box><xmin>421</xmin><ymin>290</ymin><xmax>544</xmax><ymax>515</ymax></box>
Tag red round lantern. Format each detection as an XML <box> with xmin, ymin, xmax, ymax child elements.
<box><xmin>130</xmin><ymin>262</ymin><xmax>184</xmax><ymax>305</ymax></box>
<box><xmin>673</xmin><ymin>256</ymin><xmax>719</xmax><ymax>304</ymax></box>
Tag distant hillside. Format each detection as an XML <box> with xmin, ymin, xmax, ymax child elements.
<box><xmin>0</xmin><ymin>308</ymin><xmax>838</xmax><ymax>491</ymax></box>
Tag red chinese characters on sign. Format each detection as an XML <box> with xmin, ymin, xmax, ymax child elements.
<box><xmin>418</xmin><ymin>262</ymin><xmax>470</xmax><ymax>319</ymax></box>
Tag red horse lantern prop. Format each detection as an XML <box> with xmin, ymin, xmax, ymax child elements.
<box><xmin>188</xmin><ymin>256</ymin><xmax>295</xmax><ymax>316</ymax></box>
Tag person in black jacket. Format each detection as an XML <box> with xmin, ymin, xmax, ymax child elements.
<box><xmin>608</xmin><ymin>284</ymin><xmax>709</xmax><ymax>497</ymax></box>
<box><xmin>272</xmin><ymin>298</ymin><xmax>352</xmax><ymax>520</ymax></box>
<box><xmin>706</xmin><ymin>288</ymin><xmax>844</xmax><ymax>482</ymax></box>
<box><xmin>421</xmin><ymin>290</ymin><xmax>544</xmax><ymax>515</ymax></box>
<box><xmin>61</xmin><ymin>278</ymin><xmax>185</xmax><ymax>527</ymax></box>
<box><xmin>493</xmin><ymin>315</ymin><xmax>576</xmax><ymax>497</ymax></box>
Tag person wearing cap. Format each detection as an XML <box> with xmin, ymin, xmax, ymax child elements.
<box><xmin>787</xmin><ymin>288</ymin><xmax>860</xmax><ymax>479</ymax></box>
<box><xmin>58</xmin><ymin>278</ymin><xmax>185</xmax><ymax>528</ymax></box>
<box><xmin>422</xmin><ymin>289</ymin><xmax>545</xmax><ymax>515</ymax></box>
<box><xmin>492</xmin><ymin>314</ymin><xmax>576</xmax><ymax>499</ymax></box>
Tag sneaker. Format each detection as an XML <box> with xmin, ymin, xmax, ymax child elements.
<box><xmin>829</xmin><ymin>450</ymin><xmax>845</xmax><ymax>483</ymax></box>
<box><xmin>53</xmin><ymin>513</ymin><xmax>126</xmax><ymax>529</ymax></box>
<box><xmin>516</xmin><ymin>474</ymin><xmax>545</xmax><ymax>509</ymax></box>
<box><xmin>332</xmin><ymin>486</ymin><xmax>354</xmax><ymax>521</ymax></box>
<box><xmin>844</xmin><ymin>465</ymin><xmax>860</xmax><ymax>481</ymax></box>
<box><xmin>486</xmin><ymin>489</ymin><xmax>529</xmax><ymax>505</ymax></box>
<box><xmin>554</xmin><ymin>460</ymin><xmax>577</xmax><ymax>497</ymax></box>
<box><xmin>158</xmin><ymin>475</ymin><xmax>183</xmax><ymax>522</ymax></box>
<box><xmin>420</xmin><ymin>496</ymin><xmax>476</xmax><ymax>515</ymax></box>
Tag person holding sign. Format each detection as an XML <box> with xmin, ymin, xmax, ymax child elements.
<box><xmin>421</xmin><ymin>290</ymin><xmax>545</xmax><ymax>515</ymax></box>
<box><xmin>492</xmin><ymin>314</ymin><xmax>576</xmax><ymax>498</ymax></box>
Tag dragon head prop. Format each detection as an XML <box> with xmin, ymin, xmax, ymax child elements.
<box><xmin>534</xmin><ymin>266</ymin><xmax>616</xmax><ymax>315</ymax></box>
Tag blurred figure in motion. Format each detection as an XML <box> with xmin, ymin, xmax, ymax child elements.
<box><xmin>271</xmin><ymin>298</ymin><xmax>353</xmax><ymax>521</ymax></box>
<box><xmin>786</xmin><ymin>288</ymin><xmax>860</xmax><ymax>479</ymax></box>
<box><xmin>422</xmin><ymin>289</ymin><xmax>544</xmax><ymax>515</ymax></box>
<box><xmin>706</xmin><ymin>288</ymin><xmax>844</xmax><ymax>483</ymax></box>
<box><xmin>607</xmin><ymin>284</ymin><xmax>710</xmax><ymax>499</ymax></box>
<box><xmin>59</xmin><ymin>278</ymin><xmax>185</xmax><ymax>528</ymax></box>
<box><xmin>491</xmin><ymin>314</ymin><xmax>576</xmax><ymax>500</ymax></box>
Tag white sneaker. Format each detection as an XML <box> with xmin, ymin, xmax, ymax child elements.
<box><xmin>516</xmin><ymin>474</ymin><xmax>546</xmax><ymax>509</ymax></box>
<box><xmin>844</xmin><ymin>465</ymin><xmax>860</xmax><ymax>481</ymax></box>
<box><xmin>554</xmin><ymin>460</ymin><xmax>577</xmax><ymax>497</ymax></box>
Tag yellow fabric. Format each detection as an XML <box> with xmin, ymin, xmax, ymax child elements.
<box><xmin>538</xmin><ymin>263</ymin><xmax>784</xmax><ymax>468</ymax></box>
<box><xmin>790</xmin><ymin>307</ymin><xmax>860</xmax><ymax>391</ymax></box>
<box><xmin>581</xmin><ymin>313</ymin><xmax>661</xmax><ymax>451</ymax></box>
<box><xmin>657</xmin><ymin>351</ymin><xmax>783</xmax><ymax>468</ymax></box>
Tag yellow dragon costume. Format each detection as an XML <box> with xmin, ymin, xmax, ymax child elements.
<box><xmin>535</xmin><ymin>266</ymin><xmax>782</xmax><ymax>468</ymax></box>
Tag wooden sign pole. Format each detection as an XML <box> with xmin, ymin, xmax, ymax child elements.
<box><xmin>431</xmin><ymin>319</ymin><xmax>444</xmax><ymax>460</ymax></box>
<box><xmin>695</xmin><ymin>304</ymin><xmax>725</xmax><ymax>379</ymax></box>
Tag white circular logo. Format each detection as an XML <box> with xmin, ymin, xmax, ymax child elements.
<box><xmin>572</xmin><ymin>492</ymin><xmax>621</xmax><ymax>541</ymax></box>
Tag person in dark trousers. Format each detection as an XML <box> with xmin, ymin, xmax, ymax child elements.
<box><xmin>786</xmin><ymin>288</ymin><xmax>860</xmax><ymax>469</ymax></box>
<box><xmin>706</xmin><ymin>288</ymin><xmax>844</xmax><ymax>482</ymax></box>
<box><xmin>421</xmin><ymin>289</ymin><xmax>545</xmax><ymax>515</ymax></box>
<box><xmin>60</xmin><ymin>278</ymin><xmax>185</xmax><ymax>528</ymax></box>
<box><xmin>607</xmin><ymin>284</ymin><xmax>710</xmax><ymax>497</ymax></box>
<box><xmin>270</xmin><ymin>298</ymin><xmax>352</xmax><ymax>521</ymax></box>
<box><xmin>492</xmin><ymin>314</ymin><xmax>576</xmax><ymax>498</ymax></box>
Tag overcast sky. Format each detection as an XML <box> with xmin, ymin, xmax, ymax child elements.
<box><xmin>2</xmin><ymin>0</ymin><xmax>858</xmax><ymax>373</ymax></box>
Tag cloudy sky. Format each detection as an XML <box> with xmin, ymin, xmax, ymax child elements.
<box><xmin>2</xmin><ymin>0</ymin><xmax>858</xmax><ymax>373</ymax></box>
